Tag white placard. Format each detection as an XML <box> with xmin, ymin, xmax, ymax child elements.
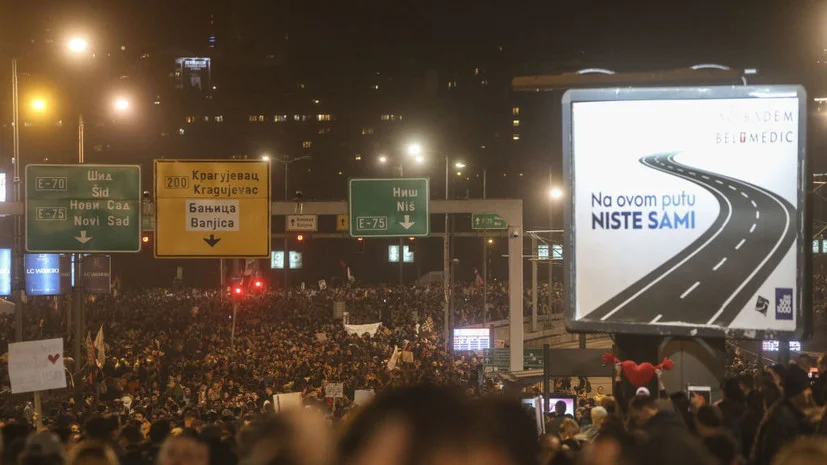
<box><xmin>325</xmin><ymin>382</ymin><xmax>344</xmax><ymax>398</ymax></box>
<box><xmin>565</xmin><ymin>86</ymin><xmax>803</xmax><ymax>336</ymax></box>
<box><xmin>354</xmin><ymin>389</ymin><xmax>375</xmax><ymax>406</ymax></box>
<box><xmin>273</xmin><ymin>392</ymin><xmax>302</xmax><ymax>413</ymax></box>
<box><xmin>8</xmin><ymin>338</ymin><xmax>67</xmax><ymax>394</ymax></box>
<box><xmin>186</xmin><ymin>199</ymin><xmax>239</xmax><ymax>231</ymax></box>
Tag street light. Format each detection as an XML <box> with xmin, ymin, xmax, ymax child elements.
<box><xmin>261</xmin><ymin>155</ymin><xmax>271</xmax><ymax>162</ymax></box>
<box><xmin>455</xmin><ymin>162</ymin><xmax>466</xmax><ymax>169</ymax></box>
<box><xmin>415</xmin><ymin>155</ymin><xmax>424</xmax><ymax>164</ymax></box>
<box><xmin>550</xmin><ymin>187</ymin><xmax>563</xmax><ymax>199</ymax></box>
<box><xmin>378</xmin><ymin>155</ymin><xmax>387</xmax><ymax>163</ymax></box>
<box><xmin>113</xmin><ymin>98</ymin><xmax>130</xmax><ymax>112</ymax></box>
<box><xmin>407</xmin><ymin>143</ymin><xmax>422</xmax><ymax>156</ymax></box>
<box><xmin>67</xmin><ymin>37</ymin><xmax>89</xmax><ymax>53</ymax></box>
<box><xmin>31</xmin><ymin>99</ymin><xmax>47</xmax><ymax>112</ymax></box>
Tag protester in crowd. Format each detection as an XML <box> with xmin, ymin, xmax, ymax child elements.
<box><xmin>751</xmin><ymin>365</ymin><xmax>819</xmax><ymax>465</ymax></box>
<box><xmin>65</xmin><ymin>441</ymin><xmax>119</xmax><ymax>465</ymax></box>
<box><xmin>580</xmin><ymin>406</ymin><xmax>608</xmax><ymax>442</ymax></box>
<box><xmin>812</xmin><ymin>353</ymin><xmax>827</xmax><ymax>407</ymax></box>
<box><xmin>702</xmin><ymin>433</ymin><xmax>741</xmax><ymax>465</ymax></box>
<box><xmin>771</xmin><ymin>437</ymin><xmax>827</xmax><ymax>465</ymax></box>
<box><xmin>627</xmin><ymin>395</ymin><xmax>686</xmax><ymax>438</ymax></box>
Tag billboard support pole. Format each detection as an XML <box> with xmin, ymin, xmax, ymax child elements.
<box><xmin>543</xmin><ymin>343</ymin><xmax>550</xmax><ymax>414</ymax></box>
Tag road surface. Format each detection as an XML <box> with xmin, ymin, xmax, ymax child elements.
<box><xmin>584</xmin><ymin>153</ymin><xmax>796</xmax><ymax>327</ymax></box>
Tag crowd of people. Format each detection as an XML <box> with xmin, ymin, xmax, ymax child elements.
<box><xmin>0</xmin><ymin>284</ymin><xmax>825</xmax><ymax>464</ymax></box>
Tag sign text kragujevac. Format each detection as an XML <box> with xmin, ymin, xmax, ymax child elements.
<box><xmin>189</xmin><ymin>170</ymin><xmax>261</xmax><ymax>197</ymax></box>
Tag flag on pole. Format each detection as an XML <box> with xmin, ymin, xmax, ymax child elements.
<box><xmin>474</xmin><ymin>268</ymin><xmax>484</xmax><ymax>287</ymax></box>
<box><xmin>93</xmin><ymin>326</ymin><xmax>105</xmax><ymax>368</ymax></box>
<box><xmin>421</xmin><ymin>316</ymin><xmax>435</xmax><ymax>334</ymax></box>
<box><xmin>387</xmin><ymin>346</ymin><xmax>400</xmax><ymax>371</ymax></box>
<box><xmin>85</xmin><ymin>332</ymin><xmax>95</xmax><ymax>366</ymax></box>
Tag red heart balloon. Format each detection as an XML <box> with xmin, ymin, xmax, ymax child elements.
<box><xmin>621</xmin><ymin>360</ymin><xmax>656</xmax><ymax>387</ymax></box>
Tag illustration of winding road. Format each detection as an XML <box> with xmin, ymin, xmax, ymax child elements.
<box><xmin>585</xmin><ymin>153</ymin><xmax>796</xmax><ymax>327</ymax></box>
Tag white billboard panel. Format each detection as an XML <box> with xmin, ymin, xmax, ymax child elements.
<box><xmin>563</xmin><ymin>86</ymin><xmax>807</xmax><ymax>338</ymax></box>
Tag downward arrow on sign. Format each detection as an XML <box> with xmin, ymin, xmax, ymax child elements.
<box><xmin>203</xmin><ymin>234</ymin><xmax>221</xmax><ymax>247</ymax></box>
<box><xmin>399</xmin><ymin>215</ymin><xmax>415</xmax><ymax>230</ymax></box>
<box><xmin>75</xmin><ymin>231</ymin><xmax>93</xmax><ymax>244</ymax></box>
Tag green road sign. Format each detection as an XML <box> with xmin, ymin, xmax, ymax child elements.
<box><xmin>348</xmin><ymin>178</ymin><xmax>430</xmax><ymax>237</ymax></box>
<box><xmin>26</xmin><ymin>164</ymin><xmax>141</xmax><ymax>253</ymax></box>
<box><xmin>472</xmin><ymin>213</ymin><xmax>507</xmax><ymax>230</ymax></box>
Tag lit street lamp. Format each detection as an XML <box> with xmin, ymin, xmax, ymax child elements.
<box><xmin>378</xmin><ymin>155</ymin><xmax>387</xmax><ymax>163</ymax></box>
<box><xmin>550</xmin><ymin>187</ymin><xmax>563</xmax><ymax>199</ymax></box>
<box><xmin>67</xmin><ymin>37</ymin><xmax>89</xmax><ymax>53</ymax></box>
<box><xmin>113</xmin><ymin>98</ymin><xmax>130</xmax><ymax>112</ymax></box>
<box><xmin>261</xmin><ymin>155</ymin><xmax>271</xmax><ymax>162</ymax></box>
<box><xmin>31</xmin><ymin>99</ymin><xmax>47</xmax><ymax>112</ymax></box>
<box><xmin>407</xmin><ymin>143</ymin><xmax>422</xmax><ymax>156</ymax></box>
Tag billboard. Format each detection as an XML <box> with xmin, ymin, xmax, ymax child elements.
<box><xmin>0</xmin><ymin>249</ymin><xmax>10</xmax><ymax>296</ymax></box>
<box><xmin>563</xmin><ymin>86</ymin><xmax>807</xmax><ymax>338</ymax></box>
<box><xmin>82</xmin><ymin>255</ymin><xmax>111</xmax><ymax>294</ymax></box>
<box><xmin>174</xmin><ymin>57</ymin><xmax>211</xmax><ymax>92</ymax></box>
<box><xmin>25</xmin><ymin>254</ymin><xmax>62</xmax><ymax>296</ymax></box>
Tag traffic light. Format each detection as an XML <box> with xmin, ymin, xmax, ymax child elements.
<box><xmin>141</xmin><ymin>232</ymin><xmax>152</xmax><ymax>249</ymax></box>
<box><xmin>231</xmin><ymin>285</ymin><xmax>244</xmax><ymax>298</ymax></box>
<box><xmin>296</xmin><ymin>233</ymin><xmax>304</xmax><ymax>242</ymax></box>
<box><xmin>251</xmin><ymin>278</ymin><xmax>265</xmax><ymax>293</ymax></box>
<box><xmin>407</xmin><ymin>237</ymin><xmax>416</xmax><ymax>254</ymax></box>
<box><xmin>356</xmin><ymin>237</ymin><xmax>365</xmax><ymax>254</ymax></box>
<box><xmin>253</xmin><ymin>279</ymin><xmax>263</xmax><ymax>289</ymax></box>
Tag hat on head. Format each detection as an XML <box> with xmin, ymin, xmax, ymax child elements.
<box><xmin>783</xmin><ymin>364</ymin><xmax>810</xmax><ymax>399</ymax></box>
<box><xmin>635</xmin><ymin>387</ymin><xmax>651</xmax><ymax>397</ymax></box>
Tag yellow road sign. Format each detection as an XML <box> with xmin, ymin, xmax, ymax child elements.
<box><xmin>154</xmin><ymin>160</ymin><xmax>270</xmax><ymax>258</ymax></box>
<box><xmin>336</xmin><ymin>215</ymin><xmax>349</xmax><ymax>232</ymax></box>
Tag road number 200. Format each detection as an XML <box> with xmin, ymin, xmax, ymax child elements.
<box><xmin>165</xmin><ymin>176</ymin><xmax>189</xmax><ymax>189</ymax></box>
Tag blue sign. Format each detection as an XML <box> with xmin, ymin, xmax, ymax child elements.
<box><xmin>25</xmin><ymin>254</ymin><xmax>62</xmax><ymax>296</ymax></box>
<box><xmin>0</xmin><ymin>249</ymin><xmax>10</xmax><ymax>296</ymax></box>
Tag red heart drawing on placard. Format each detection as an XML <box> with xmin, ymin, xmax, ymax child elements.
<box><xmin>48</xmin><ymin>354</ymin><xmax>60</xmax><ymax>364</ymax></box>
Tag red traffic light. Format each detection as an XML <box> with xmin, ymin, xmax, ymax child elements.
<box><xmin>232</xmin><ymin>286</ymin><xmax>243</xmax><ymax>296</ymax></box>
<box><xmin>254</xmin><ymin>280</ymin><xmax>263</xmax><ymax>288</ymax></box>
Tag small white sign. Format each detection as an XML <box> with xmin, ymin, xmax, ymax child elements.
<box><xmin>8</xmin><ymin>338</ymin><xmax>67</xmax><ymax>394</ymax></box>
<box><xmin>286</xmin><ymin>215</ymin><xmax>318</xmax><ymax>231</ymax></box>
<box><xmin>325</xmin><ymin>382</ymin><xmax>344</xmax><ymax>398</ymax></box>
<box><xmin>186</xmin><ymin>199</ymin><xmax>239</xmax><ymax>231</ymax></box>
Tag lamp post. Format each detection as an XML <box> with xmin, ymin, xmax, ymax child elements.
<box><xmin>267</xmin><ymin>154</ymin><xmax>310</xmax><ymax>291</ymax></box>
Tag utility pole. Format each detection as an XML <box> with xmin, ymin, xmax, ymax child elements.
<box><xmin>482</xmin><ymin>169</ymin><xmax>488</xmax><ymax>323</ymax></box>
<box><xmin>443</xmin><ymin>157</ymin><xmax>450</xmax><ymax>349</ymax></box>
<box><xmin>11</xmin><ymin>58</ymin><xmax>24</xmax><ymax>344</ymax></box>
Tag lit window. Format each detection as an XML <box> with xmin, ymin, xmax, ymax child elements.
<box><xmin>178</xmin><ymin>128</ymin><xmax>185</xmax><ymax>135</ymax></box>
<box><xmin>297</xmin><ymin>83</ymin><xmax>305</xmax><ymax>89</ymax></box>
<box><xmin>372</xmin><ymin>84</ymin><xmax>380</xmax><ymax>90</ymax></box>
<box><xmin>186</xmin><ymin>116</ymin><xmax>194</xmax><ymax>124</ymax></box>
<box><xmin>274</xmin><ymin>115</ymin><xmax>287</xmax><ymax>122</ymax></box>
<box><xmin>474</xmin><ymin>67</ymin><xmax>480</xmax><ymax>75</ymax></box>
<box><xmin>338</xmin><ymin>171</ymin><xmax>343</xmax><ymax>175</ymax></box>
<box><xmin>512</xmin><ymin>107</ymin><xmax>520</xmax><ymax>116</ymax></box>
<box><xmin>302</xmin><ymin>141</ymin><xmax>312</xmax><ymax>149</ymax></box>
<box><xmin>512</xmin><ymin>119</ymin><xmax>520</xmax><ymax>127</ymax></box>
<box><xmin>362</xmin><ymin>128</ymin><xmax>374</xmax><ymax>135</ymax></box>
<box><xmin>381</xmin><ymin>114</ymin><xmax>391</xmax><ymax>121</ymax></box>
<box><xmin>512</xmin><ymin>134</ymin><xmax>520</xmax><ymax>141</ymax></box>
<box><xmin>249</xmin><ymin>115</ymin><xmax>258</xmax><ymax>122</ymax></box>
<box><xmin>257</xmin><ymin>115</ymin><xmax>264</xmax><ymax>122</ymax></box>
<box><xmin>481</xmin><ymin>79</ymin><xmax>488</xmax><ymax>87</ymax></box>
<box><xmin>355</xmin><ymin>155</ymin><xmax>362</xmax><ymax>161</ymax></box>
<box><xmin>24</xmin><ymin>121</ymin><xmax>32</xmax><ymax>127</ymax></box>
<box><xmin>316</xmin><ymin>114</ymin><xmax>331</xmax><ymax>122</ymax></box>
<box><xmin>318</xmin><ymin>127</ymin><xmax>331</xmax><ymax>135</ymax></box>
<box><xmin>215</xmin><ymin>115</ymin><xmax>223</xmax><ymax>123</ymax></box>
<box><xmin>203</xmin><ymin>116</ymin><xmax>210</xmax><ymax>122</ymax></box>
<box><xmin>293</xmin><ymin>114</ymin><xmax>301</xmax><ymax>121</ymax></box>
<box><xmin>56</xmin><ymin>120</ymin><xmax>63</xmax><ymax>127</ymax></box>
<box><xmin>448</xmin><ymin>80</ymin><xmax>457</xmax><ymax>88</ymax></box>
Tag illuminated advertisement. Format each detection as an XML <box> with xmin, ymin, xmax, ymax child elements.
<box><xmin>564</xmin><ymin>86</ymin><xmax>806</xmax><ymax>338</ymax></box>
<box><xmin>25</xmin><ymin>254</ymin><xmax>61</xmax><ymax>296</ymax></box>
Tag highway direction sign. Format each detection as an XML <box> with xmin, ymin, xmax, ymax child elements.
<box><xmin>336</xmin><ymin>215</ymin><xmax>349</xmax><ymax>232</ymax></box>
<box><xmin>286</xmin><ymin>214</ymin><xmax>318</xmax><ymax>232</ymax></box>
<box><xmin>471</xmin><ymin>213</ymin><xmax>507</xmax><ymax>230</ymax></box>
<box><xmin>348</xmin><ymin>178</ymin><xmax>430</xmax><ymax>237</ymax></box>
<box><xmin>26</xmin><ymin>165</ymin><xmax>141</xmax><ymax>253</ymax></box>
<box><xmin>154</xmin><ymin>160</ymin><xmax>270</xmax><ymax>258</ymax></box>
<box><xmin>562</xmin><ymin>85</ymin><xmax>807</xmax><ymax>339</ymax></box>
